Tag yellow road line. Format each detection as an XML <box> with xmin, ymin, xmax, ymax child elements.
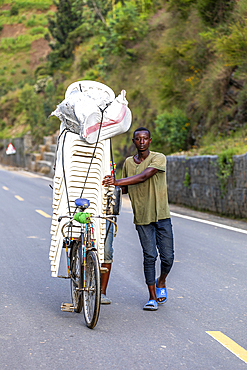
<box><xmin>2</xmin><ymin>186</ymin><xmax>9</xmax><ymax>191</ymax></box>
<box><xmin>15</xmin><ymin>195</ymin><xmax>24</xmax><ymax>201</ymax></box>
<box><xmin>206</xmin><ymin>331</ymin><xmax>247</xmax><ymax>364</ymax></box>
<box><xmin>36</xmin><ymin>210</ymin><xmax>51</xmax><ymax>218</ymax></box>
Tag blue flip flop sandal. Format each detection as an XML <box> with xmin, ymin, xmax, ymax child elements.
<box><xmin>155</xmin><ymin>279</ymin><xmax>167</xmax><ymax>304</ymax></box>
<box><xmin>143</xmin><ymin>299</ymin><xmax>158</xmax><ymax>311</ymax></box>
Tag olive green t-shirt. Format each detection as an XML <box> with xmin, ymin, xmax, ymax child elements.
<box><xmin>122</xmin><ymin>151</ymin><xmax>170</xmax><ymax>225</ymax></box>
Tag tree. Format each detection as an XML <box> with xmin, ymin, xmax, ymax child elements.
<box><xmin>48</xmin><ymin>0</ymin><xmax>83</xmax><ymax>47</ymax></box>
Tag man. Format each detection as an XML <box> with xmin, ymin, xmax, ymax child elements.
<box><xmin>103</xmin><ymin>127</ymin><xmax>174</xmax><ymax>311</ymax></box>
<box><xmin>101</xmin><ymin>161</ymin><xmax>117</xmax><ymax>304</ymax></box>
<box><xmin>101</xmin><ymin>220</ymin><xmax>114</xmax><ymax>304</ymax></box>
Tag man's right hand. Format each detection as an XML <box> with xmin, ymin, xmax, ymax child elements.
<box><xmin>102</xmin><ymin>176</ymin><xmax>128</xmax><ymax>194</ymax></box>
<box><xmin>102</xmin><ymin>175</ymin><xmax>116</xmax><ymax>187</ymax></box>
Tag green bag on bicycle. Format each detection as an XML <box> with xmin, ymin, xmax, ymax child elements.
<box><xmin>73</xmin><ymin>212</ymin><xmax>91</xmax><ymax>224</ymax></box>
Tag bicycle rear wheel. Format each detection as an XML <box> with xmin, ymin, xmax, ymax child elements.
<box><xmin>83</xmin><ymin>250</ymin><xmax>101</xmax><ymax>329</ymax></box>
<box><xmin>70</xmin><ymin>241</ymin><xmax>83</xmax><ymax>313</ymax></box>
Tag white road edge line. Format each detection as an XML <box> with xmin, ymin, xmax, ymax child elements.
<box><xmin>170</xmin><ymin>212</ymin><xmax>247</xmax><ymax>235</ymax></box>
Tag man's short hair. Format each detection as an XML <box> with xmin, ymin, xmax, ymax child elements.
<box><xmin>133</xmin><ymin>127</ymin><xmax>151</xmax><ymax>139</ymax></box>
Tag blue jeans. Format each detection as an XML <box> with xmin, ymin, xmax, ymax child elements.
<box><xmin>136</xmin><ymin>219</ymin><xmax>174</xmax><ymax>286</ymax></box>
<box><xmin>104</xmin><ymin>220</ymin><xmax>114</xmax><ymax>263</ymax></box>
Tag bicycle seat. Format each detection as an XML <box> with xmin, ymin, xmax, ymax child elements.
<box><xmin>75</xmin><ymin>198</ymin><xmax>90</xmax><ymax>210</ymax></box>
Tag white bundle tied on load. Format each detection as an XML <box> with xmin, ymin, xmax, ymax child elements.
<box><xmin>50</xmin><ymin>80</ymin><xmax>132</xmax><ymax>143</ymax></box>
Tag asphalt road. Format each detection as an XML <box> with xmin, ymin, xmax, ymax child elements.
<box><xmin>0</xmin><ymin>166</ymin><xmax>246</xmax><ymax>369</ymax></box>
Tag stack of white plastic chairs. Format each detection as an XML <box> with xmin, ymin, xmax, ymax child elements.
<box><xmin>49</xmin><ymin>133</ymin><xmax>111</xmax><ymax>277</ymax></box>
<box><xmin>49</xmin><ymin>81</ymin><xmax>132</xmax><ymax>277</ymax></box>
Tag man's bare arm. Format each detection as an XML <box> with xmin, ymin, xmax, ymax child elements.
<box><xmin>102</xmin><ymin>167</ymin><xmax>159</xmax><ymax>191</ymax></box>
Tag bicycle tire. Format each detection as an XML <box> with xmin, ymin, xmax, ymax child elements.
<box><xmin>83</xmin><ymin>250</ymin><xmax>101</xmax><ymax>329</ymax></box>
<box><xmin>70</xmin><ymin>241</ymin><xmax>83</xmax><ymax>313</ymax></box>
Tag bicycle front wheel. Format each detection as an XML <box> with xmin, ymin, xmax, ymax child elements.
<box><xmin>70</xmin><ymin>241</ymin><xmax>83</xmax><ymax>313</ymax></box>
<box><xmin>83</xmin><ymin>250</ymin><xmax>101</xmax><ymax>329</ymax></box>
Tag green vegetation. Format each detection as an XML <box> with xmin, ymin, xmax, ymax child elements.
<box><xmin>217</xmin><ymin>148</ymin><xmax>234</xmax><ymax>196</ymax></box>
<box><xmin>178</xmin><ymin>126</ymin><xmax>247</xmax><ymax>157</ymax></box>
<box><xmin>153</xmin><ymin>108</ymin><xmax>190</xmax><ymax>153</ymax></box>
<box><xmin>0</xmin><ymin>0</ymin><xmax>247</xmax><ymax>161</ymax></box>
<box><xmin>10</xmin><ymin>4</ymin><xmax>19</xmax><ymax>16</ymax></box>
<box><xmin>0</xmin><ymin>34</ymin><xmax>45</xmax><ymax>51</ymax></box>
<box><xmin>183</xmin><ymin>167</ymin><xmax>191</xmax><ymax>189</ymax></box>
<box><xmin>2</xmin><ymin>0</ymin><xmax>52</xmax><ymax>11</ymax></box>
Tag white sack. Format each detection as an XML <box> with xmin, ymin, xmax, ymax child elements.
<box><xmin>50</xmin><ymin>81</ymin><xmax>132</xmax><ymax>143</ymax></box>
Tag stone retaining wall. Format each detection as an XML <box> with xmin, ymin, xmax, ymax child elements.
<box><xmin>1</xmin><ymin>134</ymin><xmax>246</xmax><ymax>218</ymax></box>
<box><xmin>166</xmin><ymin>153</ymin><xmax>247</xmax><ymax>218</ymax></box>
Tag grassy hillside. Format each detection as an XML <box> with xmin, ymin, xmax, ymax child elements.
<box><xmin>0</xmin><ymin>1</ymin><xmax>53</xmax><ymax>87</ymax></box>
<box><xmin>1</xmin><ymin>0</ymin><xmax>247</xmax><ymax>165</ymax></box>
<box><xmin>0</xmin><ymin>0</ymin><xmax>56</xmax><ymax>139</ymax></box>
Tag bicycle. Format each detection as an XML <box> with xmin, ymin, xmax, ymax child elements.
<box><xmin>58</xmin><ymin>197</ymin><xmax>116</xmax><ymax>329</ymax></box>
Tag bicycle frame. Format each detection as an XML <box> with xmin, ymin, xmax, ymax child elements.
<box><xmin>60</xmin><ymin>214</ymin><xmax>117</xmax><ymax>279</ymax></box>
<box><xmin>60</xmin><ymin>219</ymin><xmax>97</xmax><ymax>285</ymax></box>
<box><xmin>59</xmin><ymin>206</ymin><xmax>117</xmax><ymax>327</ymax></box>
<box><xmin>82</xmin><ymin>221</ymin><xmax>97</xmax><ymax>290</ymax></box>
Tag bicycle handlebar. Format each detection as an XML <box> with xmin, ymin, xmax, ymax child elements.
<box><xmin>59</xmin><ymin>214</ymin><xmax>118</xmax><ymax>237</ymax></box>
<box><xmin>58</xmin><ymin>214</ymin><xmax>116</xmax><ymax>222</ymax></box>
<box><xmin>58</xmin><ymin>215</ymin><xmax>73</xmax><ymax>222</ymax></box>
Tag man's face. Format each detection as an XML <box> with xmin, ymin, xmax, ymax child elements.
<box><xmin>132</xmin><ymin>130</ymin><xmax>152</xmax><ymax>152</ymax></box>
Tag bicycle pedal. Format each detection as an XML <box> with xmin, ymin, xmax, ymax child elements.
<box><xmin>61</xmin><ymin>303</ymin><xmax>75</xmax><ymax>312</ymax></box>
<box><xmin>100</xmin><ymin>267</ymin><xmax>109</xmax><ymax>274</ymax></box>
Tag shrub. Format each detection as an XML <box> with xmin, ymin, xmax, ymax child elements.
<box><xmin>96</xmin><ymin>0</ymin><xmax>148</xmax><ymax>74</ymax></box>
<box><xmin>217</xmin><ymin>148</ymin><xmax>234</xmax><ymax>195</ymax></box>
<box><xmin>18</xmin><ymin>84</ymin><xmax>46</xmax><ymax>142</ymax></box>
<box><xmin>10</xmin><ymin>4</ymin><xmax>19</xmax><ymax>16</ymax></box>
<box><xmin>30</xmin><ymin>26</ymin><xmax>46</xmax><ymax>35</ymax></box>
<box><xmin>167</xmin><ymin>0</ymin><xmax>197</xmax><ymax>18</ymax></box>
<box><xmin>103</xmin><ymin>2</ymin><xmax>148</xmax><ymax>56</ymax></box>
<box><xmin>0</xmin><ymin>77</ymin><xmax>14</xmax><ymax>97</ymax></box>
<box><xmin>18</xmin><ymin>80</ymin><xmax>25</xmax><ymax>89</ymax></box>
<box><xmin>215</xmin><ymin>22</ymin><xmax>247</xmax><ymax>67</ymax></box>
<box><xmin>83</xmin><ymin>68</ymin><xmax>100</xmax><ymax>81</ymax></box>
<box><xmin>197</xmin><ymin>0</ymin><xmax>235</xmax><ymax>26</ymax></box>
<box><xmin>153</xmin><ymin>107</ymin><xmax>190</xmax><ymax>153</ymax></box>
<box><xmin>183</xmin><ymin>167</ymin><xmax>191</xmax><ymax>188</ymax></box>
<box><xmin>26</xmin><ymin>15</ymin><xmax>37</xmax><ymax>27</ymax></box>
<box><xmin>0</xmin><ymin>119</ymin><xmax>6</xmax><ymax>131</ymax></box>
